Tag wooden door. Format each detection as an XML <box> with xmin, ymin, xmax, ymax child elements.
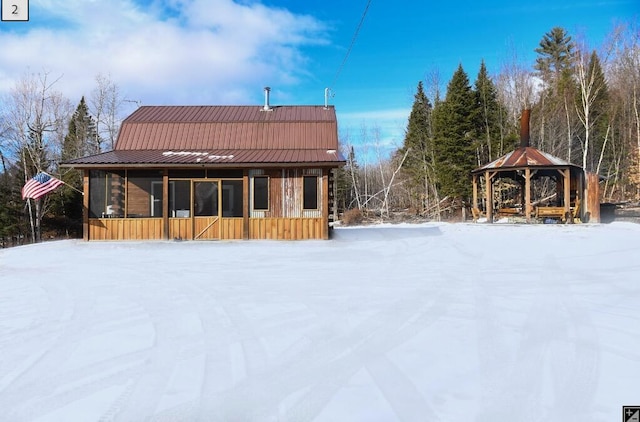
<box><xmin>193</xmin><ymin>180</ymin><xmax>220</xmax><ymax>240</ymax></box>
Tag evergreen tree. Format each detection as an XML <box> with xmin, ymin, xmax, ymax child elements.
<box><xmin>533</xmin><ymin>27</ymin><xmax>578</xmax><ymax>159</ymax></box>
<box><xmin>63</xmin><ymin>96</ymin><xmax>99</xmax><ymax>159</ymax></box>
<box><xmin>473</xmin><ymin>60</ymin><xmax>508</xmax><ymax>163</ymax></box>
<box><xmin>534</xmin><ymin>27</ymin><xmax>575</xmax><ymax>86</ymax></box>
<box><xmin>581</xmin><ymin>50</ymin><xmax>610</xmax><ymax>173</ymax></box>
<box><xmin>399</xmin><ymin>81</ymin><xmax>434</xmax><ymax>212</ymax></box>
<box><xmin>432</xmin><ymin>64</ymin><xmax>477</xmax><ymax>202</ymax></box>
<box><xmin>0</xmin><ymin>168</ymin><xmax>24</xmax><ymax>247</ymax></box>
<box><xmin>53</xmin><ymin>97</ymin><xmax>97</xmax><ymax>237</ymax></box>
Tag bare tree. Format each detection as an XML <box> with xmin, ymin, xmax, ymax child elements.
<box><xmin>605</xmin><ymin>22</ymin><xmax>640</xmax><ymax>199</ymax></box>
<box><xmin>2</xmin><ymin>71</ymin><xmax>71</xmax><ymax>242</ymax></box>
<box><xmin>89</xmin><ymin>73</ymin><xmax>124</xmax><ymax>152</ymax></box>
<box><xmin>572</xmin><ymin>35</ymin><xmax>608</xmax><ymax>173</ymax></box>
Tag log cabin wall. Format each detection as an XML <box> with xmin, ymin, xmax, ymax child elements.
<box><xmin>247</xmin><ymin>168</ymin><xmax>325</xmax><ymax>240</ymax></box>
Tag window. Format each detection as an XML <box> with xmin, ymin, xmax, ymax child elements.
<box><xmin>89</xmin><ymin>170</ymin><xmax>124</xmax><ymax>218</ymax></box>
<box><xmin>127</xmin><ymin>170</ymin><xmax>162</xmax><ymax>217</ymax></box>
<box><xmin>303</xmin><ymin>176</ymin><xmax>318</xmax><ymax>210</ymax></box>
<box><xmin>208</xmin><ymin>169</ymin><xmax>243</xmax><ymax>178</ymax></box>
<box><xmin>222</xmin><ymin>180</ymin><xmax>243</xmax><ymax>217</ymax></box>
<box><xmin>170</xmin><ymin>180</ymin><xmax>191</xmax><ymax>217</ymax></box>
<box><xmin>253</xmin><ymin>176</ymin><xmax>269</xmax><ymax>210</ymax></box>
<box><xmin>168</xmin><ymin>169</ymin><xmax>205</xmax><ymax>179</ymax></box>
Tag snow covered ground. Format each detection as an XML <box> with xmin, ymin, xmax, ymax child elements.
<box><xmin>1</xmin><ymin>222</ymin><xmax>639</xmax><ymax>422</ymax></box>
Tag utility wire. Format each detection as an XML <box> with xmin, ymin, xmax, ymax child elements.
<box><xmin>329</xmin><ymin>0</ymin><xmax>373</xmax><ymax>90</ymax></box>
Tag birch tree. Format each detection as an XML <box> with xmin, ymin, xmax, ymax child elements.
<box><xmin>574</xmin><ymin>46</ymin><xmax>609</xmax><ymax>172</ymax></box>
<box><xmin>2</xmin><ymin>71</ymin><xmax>71</xmax><ymax>242</ymax></box>
<box><xmin>89</xmin><ymin>73</ymin><xmax>124</xmax><ymax>151</ymax></box>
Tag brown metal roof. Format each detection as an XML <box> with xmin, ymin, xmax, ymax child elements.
<box><xmin>62</xmin><ymin>149</ymin><xmax>345</xmax><ymax>168</ymax></box>
<box><xmin>115</xmin><ymin>105</ymin><xmax>339</xmax><ymax>151</ymax></box>
<box><xmin>472</xmin><ymin>147</ymin><xmax>579</xmax><ymax>173</ymax></box>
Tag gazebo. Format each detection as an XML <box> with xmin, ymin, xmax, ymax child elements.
<box><xmin>471</xmin><ymin>110</ymin><xmax>589</xmax><ymax>223</ymax></box>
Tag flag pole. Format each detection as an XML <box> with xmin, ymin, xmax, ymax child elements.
<box><xmin>41</xmin><ymin>171</ymin><xmax>84</xmax><ymax>195</ymax></box>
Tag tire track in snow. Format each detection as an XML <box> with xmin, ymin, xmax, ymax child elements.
<box><xmin>474</xmin><ymin>254</ymin><xmax>600</xmax><ymax>421</ymax></box>
<box><xmin>202</xmin><ymin>279</ymin><xmax>449</xmax><ymax>422</ymax></box>
<box><xmin>108</xmin><ymin>282</ymin><xmax>207</xmax><ymax>421</ymax></box>
<box><xmin>172</xmin><ymin>279</ymin><xmax>274</xmax><ymax>421</ymax></box>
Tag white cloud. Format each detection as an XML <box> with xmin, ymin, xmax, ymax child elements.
<box><xmin>0</xmin><ymin>0</ymin><xmax>328</xmax><ymax>105</ymax></box>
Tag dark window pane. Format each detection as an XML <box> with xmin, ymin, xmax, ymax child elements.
<box><xmin>170</xmin><ymin>180</ymin><xmax>191</xmax><ymax>217</ymax></box>
<box><xmin>194</xmin><ymin>181</ymin><xmax>218</xmax><ymax>216</ymax></box>
<box><xmin>208</xmin><ymin>169</ymin><xmax>243</xmax><ymax>178</ymax></box>
<box><xmin>126</xmin><ymin>170</ymin><xmax>162</xmax><ymax>218</ymax></box>
<box><xmin>253</xmin><ymin>177</ymin><xmax>269</xmax><ymax>210</ymax></box>
<box><xmin>222</xmin><ymin>180</ymin><xmax>243</xmax><ymax>217</ymax></box>
<box><xmin>89</xmin><ymin>170</ymin><xmax>106</xmax><ymax>218</ymax></box>
<box><xmin>303</xmin><ymin>176</ymin><xmax>318</xmax><ymax>210</ymax></box>
<box><xmin>168</xmin><ymin>169</ymin><xmax>205</xmax><ymax>178</ymax></box>
<box><xmin>89</xmin><ymin>170</ymin><xmax>124</xmax><ymax>218</ymax></box>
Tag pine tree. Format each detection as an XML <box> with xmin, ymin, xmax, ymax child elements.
<box><xmin>534</xmin><ymin>27</ymin><xmax>578</xmax><ymax>159</ymax></box>
<box><xmin>473</xmin><ymin>60</ymin><xmax>508</xmax><ymax>163</ymax></box>
<box><xmin>432</xmin><ymin>64</ymin><xmax>476</xmax><ymax>202</ymax></box>
<box><xmin>534</xmin><ymin>27</ymin><xmax>575</xmax><ymax>86</ymax></box>
<box><xmin>579</xmin><ymin>50</ymin><xmax>610</xmax><ymax>173</ymax></box>
<box><xmin>53</xmin><ymin>97</ymin><xmax>97</xmax><ymax>237</ymax></box>
<box><xmin>399</xmin><ymin>81</ymin><xmax>435</xmax><ymax>212</ymax></box>
<box><xmin>63</xmin><ymin>96</ymin><xmax>99</xmax><ymax>159</ymax></box>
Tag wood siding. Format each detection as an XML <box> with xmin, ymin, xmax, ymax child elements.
<box><xmin>169</xmin><ymin>218</ymin><xmax>192</xmax><ymax>240</ymax></box>
<box><xmin>89</xmin><ymin>217</ymin><xmax>323</xmax><ymax>240</ymax></box>
<box><xmin>89</xmin><ymin>218</ymin><xmax>164</xmax><ymax>240</ymax></box>
<box><xmin>249</xmin><ymin>218</ymin><xmax>323</xmax><ymax>240</ymax></box>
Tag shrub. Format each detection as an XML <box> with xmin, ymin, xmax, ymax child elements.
<box><xmin>342</xmin><ymin>208</ymin><xmax>363</xmax><ymax>226</ymax></box>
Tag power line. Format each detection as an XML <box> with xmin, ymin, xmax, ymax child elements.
<box><xmin>330</xmin><ymin>0</ymin><xmax>373</xmax><ymax>90</ymax></box>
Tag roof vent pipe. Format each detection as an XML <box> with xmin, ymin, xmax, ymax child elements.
<box><xmin>324</xmin><ymin>87</ymin><xmax>330</xmax><ymax>109</ymax></box>
<box><xmin>263</xmin><ymin>87</ymin><xmax>271</xmax><ymax>111</ymax></box>
<box><xmin>520</xmin><ymin>109</ymin><xmax>531</xmax><ymax>148</ymax></box>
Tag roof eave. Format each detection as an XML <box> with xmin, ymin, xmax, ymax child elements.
<box><xmin>61</xmin><ymin>161</ymin><xmax>346</xmax><ymax>170</ymax></box>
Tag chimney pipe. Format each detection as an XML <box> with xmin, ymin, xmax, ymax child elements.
<box><xmin>263</xmin><ymin>87</ymin><xmax>271</xmax><ymax>111</ymax></box>
<box><xmin>520</xmin><ymin>109</ymin><xmax>531</xmax><ymax>148</ymax></box>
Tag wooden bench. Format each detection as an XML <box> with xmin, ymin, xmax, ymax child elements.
<box><xmin>535</xmin><ymin>206</ymin><xmax>568</xmax><ymax>220</ymax></box>
<box><xmin>536</xmin><ymin>199</ymin><xmax>580</xmax><ymax>223</ymax></box>
<box><xmin>497</xmin><ymin>207</ymin><xmax>520</xmax><ymax>217</ymax></box>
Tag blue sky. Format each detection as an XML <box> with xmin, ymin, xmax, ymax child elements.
<box><xmin>0</xmin><ymin>0</ymin><xmax>637</xmax><ymax>157</ymax></box>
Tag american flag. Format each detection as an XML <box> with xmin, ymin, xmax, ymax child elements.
<box><xmin>21</xmin><ymin>172</ymin><xmax>64</xmax><ymax>200</ymax></box>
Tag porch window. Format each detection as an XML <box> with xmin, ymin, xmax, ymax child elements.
<box><xmin>89</xmin><ymin>170</ymin><xmax>124</xmax><ymax>218</ymax></box>
<box><xmin>127</xmin><ymin>170</ymin><xmax>163</xmax><ymax>217</ymax></box>
<box><xmin>222</xmin><ymin>180</ymin><xmax>243</xmax><ymax>217</ymax></box>
<box><xmin>253</xmin><ymin>176</ymin><xmax>269</xmax><ymax>210</ymax></box>
<box><xmin>170</xmin><ymin>180</ymin><xmax>191</xmax><ymax>217</ymax></box>
<box><xmin>303</xmin><ymin>176</ymin><xmax>318</xmax><ymax>210</ymax></box>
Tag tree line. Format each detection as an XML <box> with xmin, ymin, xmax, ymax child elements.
<box><xmin>337</xmin><ymin>23</ymin><xmax>640</xmax><ymax>221</ymax></box>
<box><xmin>1</xmin><ymin>23</ymin><xmax>639</xmax><ymax>245</ymax></box>
<box><xmin>0</xmin><ymin>72</ymin><xmax>124</xmax><ymax>246</ymax></box>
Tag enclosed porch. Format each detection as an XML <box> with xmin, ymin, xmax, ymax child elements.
<box><xmin>83</xmin><ymin>168</ymin><xmax>333</xmax><ymax>241</ymax></box>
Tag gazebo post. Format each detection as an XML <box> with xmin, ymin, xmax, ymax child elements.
<box><xmin>563</xmin><ymin>168</ymin><xmax>571</xmax><ymax>222</ymax></box>
<box><xmin>162</xmin><ymin>169</ymin><xmax>169</xmax><ymax>240</ymax></box>
<box><xmin>472</xmin><ymin>174</ymin><xmax>478</xmax><ymax>211</ymax></box>
<box><xmin>485</xmin><ymin>171</ymin><xmax>493</xmax><ymax>223</ymax></box>
<box><xmin>525</xmin><ymin>167</ymin><xmax>531</xmax><ymax>222</ymax></box>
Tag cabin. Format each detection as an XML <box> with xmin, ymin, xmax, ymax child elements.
<box><xmin>61</xmin><ymin>89</ymin><xmax>345</xmax><ymax>241</ymax></box>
